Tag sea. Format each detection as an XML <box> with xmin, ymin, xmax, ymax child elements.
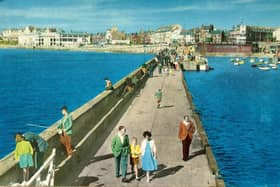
<box><xmin>0</xmin><ymin>48</ymin><xmax>153</xmax><ymax>159</ymax></box>
<box><xmin>184</xmin><ymin>56</ymin><xmax>280</xmax><ymax>187</ymax></box>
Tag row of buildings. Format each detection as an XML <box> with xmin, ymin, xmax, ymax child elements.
<box><xmin>1</xmin><ymin>26</ymin><xmax>91</xmax><ymax>48</ymax></box>
<box><xmin>1</xmin><ymin>24</ymin><xmax>280</xmax><ymax>48</ymax></box>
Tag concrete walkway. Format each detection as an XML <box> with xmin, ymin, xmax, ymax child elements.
<box><xmin>74</xmin><ymin>69</ymin><xmax>216</xmax><ymax>187</ymax></box>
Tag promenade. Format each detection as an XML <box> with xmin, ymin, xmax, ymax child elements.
<box><xmin>73</xmin><ymin>69</ymin><xmax>216</xmax><ymax>187</ymax></box>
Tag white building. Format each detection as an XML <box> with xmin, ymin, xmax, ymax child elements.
<box><xmin>149</xmin><ymin>24</ymin><xmax>183</xmax><ymax>44</ymax></box>
<box><xmin>1</xmin><ymin>26</ymin><xmax>36</xmax><ymax>41</ymax></box>
<box><xmin>111</xmin><ymin>40</ymin><xmax>130</xmax><ymax>45</ymax></box>
<box><xmin>18</xmin><ymin>28</ymin><xmax>91</xmax><ymax>48</ymax></box>
<box><xmin>105</xmin><ymin>30</ymin><xmax>112</xmax><ymax>43</ymax></box>
<box><xmin>273</xmin><ymin>28</ymin><xmax>280</xmax><ymax>41</ymax></box>
<box><xmin>229</xmin><ymin>25</ymin><xmax>247</xmax><ymax>44</ymax></box>
<box><xmin>180</xmin><ymin>30</ymin><xmax>195</xmax><ymax>44</ymax></box>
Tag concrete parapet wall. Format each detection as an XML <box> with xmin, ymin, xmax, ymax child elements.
<box><xmin>0</xmin><ymin>58</ymin><xmax>156</xmax><ymax>185</ymax></box>
<box><xmin>181</xmin><ymin>72</ymin><xmax>225</xmax><ymax>187</ymax></box>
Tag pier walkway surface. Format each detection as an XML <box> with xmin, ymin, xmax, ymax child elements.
<box><xmin>73</xmin><ymin>69</ymin><xmax>216</xmax><ymax>187</ymax></box>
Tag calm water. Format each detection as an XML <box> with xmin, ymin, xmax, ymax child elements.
<box><xmin>0</xmin><ymin>48</ymin><xmax>153</xmax><ymax>158</ymax></box>
<box><xmin>184</xmin><ymin>57</ymin><xmax>280</xmax><ymax>187</ymax></box>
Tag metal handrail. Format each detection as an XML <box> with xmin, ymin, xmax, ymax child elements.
<box><xmin>25</xmin><ymin>148</ymin><xmax>56</xmax><ymax>186</ymax></box>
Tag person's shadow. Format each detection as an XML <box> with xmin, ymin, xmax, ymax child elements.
<box><xmin>187</xmin><ymin>149</ymin><xmax>205</xmax><ymax>161</ymax></box>
<box><xmin>72</xmin><ymin>176</ymin><xmax>99</xmax><ymax>186</ymax></box>
<box><xmin>153</xmin><ymin>165</ymin><xmax>184</xmax><ymax>179</ymax></box>
<box><xmin>87</xmin><ymin>153</ymin><xmax>114</xmax><ymax>164</ymax></box>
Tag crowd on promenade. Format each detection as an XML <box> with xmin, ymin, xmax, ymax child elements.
<box><xmin>156</xmin><ymin>48</ymin><xmax>181</xmax><ymax>75</ymax></box>
<box><xmin>12</xmin><ymin>48</ymin><xmax>196</xmax><ymax>185</ymax></box>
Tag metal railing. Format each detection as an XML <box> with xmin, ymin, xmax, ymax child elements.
<box><xmin>25</xmin><ymin>148</ymin><xmax>56</xmax><ymax>186</ymax></box>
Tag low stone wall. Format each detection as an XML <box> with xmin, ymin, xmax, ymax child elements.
<box><xmin>0</xmin><ymin>58</ymin><xmax>156</xmax><ymax>185</ymax></box>
<box><xmin>181</xmin><ymin>72</ymin><xmax>225</xmax><ymax>187</ymax></box>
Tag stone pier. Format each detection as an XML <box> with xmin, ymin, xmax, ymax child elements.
<box><xmin>73</xmin><ymin>69</ymin><xmax>217</xmax><ymax>187</ymax></box>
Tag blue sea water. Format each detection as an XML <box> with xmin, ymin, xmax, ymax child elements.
<box><xmin>0</xmin><ymin>48</ymin><xmax>153</xmax><ymax>158</ymax></box>
<box><xmin>184</xmin><ymin>57</ymin><xmax>280</xmax><ymax>187</ymax></box>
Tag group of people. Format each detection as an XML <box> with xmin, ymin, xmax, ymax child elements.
<box><xmin>14</xmin><ymin>106</ymin><xmax>196</xmax><ymax>185</ymax></box>
<box><xmin>111</xmin><ymin>115</ymin><xmax>196</xmax><ymax>184</ymax></box>
<box><xmin>14</xmin><ymin>132</ymin><xmax>48</xmax><ymax>183</ymax></box>
<box><xmin>156</xmin><ymin>48</ymin><xmax>180</xmax><ymax>76</ymax></box>
<box><xmin>14</xmin><ymin>105</ymin><xmax>73</xmax><ymax>183</ymax></box>
<box><xmin>111</xmin><ymin>126</ymin><xmax>157</xmax><ymax>183</ymax></box>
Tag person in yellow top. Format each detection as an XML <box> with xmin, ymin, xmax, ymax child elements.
<box><xmin>14</xmin><ymin>133</ymin><xmax>34</xmax><ymax>183</ymax></box>
<box><xmin>130</xmin><ymin>137</ymin><xmax>141</xmax><ymax>180</ymax></box>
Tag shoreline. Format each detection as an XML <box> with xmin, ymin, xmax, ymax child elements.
<box><xmin>0</xmin><ymin>44</ymin><xmax>161</xmax><ymax>54</ymax></box>
<box><xmin>0</xmin><ymin>44</ymin><xmax>276</xmax><ymax>58</ymax></box>
<box><xmin>204</xmin><ymin>52</ymin><xmax>274</xmax><ymax>58</ymax></box>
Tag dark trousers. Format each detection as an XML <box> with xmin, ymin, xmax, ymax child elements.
<box><xmin>182</xmin><ymin>135</ymin><xmax>192</xmax><ymax>160</ymax></box>
<box><xmin>34</xmin><ymin>151</ymin><xmax>45</xmax><ymax>169</ymax></box>
<box><xmin>115</xmin><ymin>154</ymin><xmax>128</xmax><ymax>178</ymax></box>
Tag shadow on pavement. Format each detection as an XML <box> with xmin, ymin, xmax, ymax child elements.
<box><xmin>72</xmin><ymin>176</ymin><xmax>99</xmax><ymax>186</ymax></box>
<box><xmin>157</xmin><ymin>164</ymin><xmax>168</xmax><ymax>171</ymax></box>
<box><xmin>137</xmin><ymin>164</ymin><xmax>167</xmax><ymax>181</ymax></box>
<box><xmin>153</xmin><ymin>165</ymin><xmax>184</xmax><ymax>179</ymax></box>
<box><xmin>88</xmin><ymin>153</ymin><xmax>114</xmax><ymax>164</ymax></box>
<box><xmin>188</xmin><ymin>149</ymin><xmax>206</xmax><ymax>161</ymax></box>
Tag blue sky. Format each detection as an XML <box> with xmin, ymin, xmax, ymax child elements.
<box><xmin>0</xmin><ymin>0</ymin><xmax>279</xmax><ymax>33</ymax></box>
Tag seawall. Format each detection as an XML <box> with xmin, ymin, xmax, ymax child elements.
<box><xmin>204</xmin><ymin>52</ymin><xmax>274</xmax><ymax>58</ymax></box>
<box><xmin>182</xmin><ymin>72</ymin><xmax>225</xmax><ymax>187</ymax></box>
<box><xmin>0</xmin><ymin>58</ymin><xmax>156</xmax><ymax>185</ymax></box>
<box><xmin>0</xmin><ymin>44</ymin><xmax>165</xmax><ymax>54</ymax></box>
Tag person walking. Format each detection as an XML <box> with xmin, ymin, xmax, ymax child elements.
<box><xmin>58</xmin><ymin>106</ymin><xmax>73</xmax><ymax>156</ymax></box>
<box><xmin>111</xmin><ymin>126</ymin><xmax>130</xmax><ymax>183</ymax></box>
<box><xmin>23</xmin><ymin>132</ymin><xmax>48</xmax><ymax>170</ymax></box>
<box><xmin>14</xmin><ymin>133</ymin><xmax>34</xmax><ymax>183</ymax></box>
<box><xmin>155</xmin><ymin>89</ymin><xmax>163</xmax><ymax>108</ymax></box>
<box><xmin>178</xmin><ymin>115</ymin><xmax>196</xmax><ymax>161</ymax></box>
<box><xmin>141</xmin><ymin>131</ymin><xmax>157</xmax><ymax>183</ymax></box>
<box><xmin>130</xmin><ymin>137</ymin><xmax>141</xmax><ymax>180</ymax></box>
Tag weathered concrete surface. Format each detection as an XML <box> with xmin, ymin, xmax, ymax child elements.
<box><xmin>74</xmin><ymin>70</ymin><xmax>216</xmax><ymax>187</ymax></box>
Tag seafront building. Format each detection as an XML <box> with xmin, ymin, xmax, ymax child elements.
<box><xmin>1</xmin><ymin>24</ymin><xmax>279</xmax><ymax>55</ymax></box>
<box><xmin>149</xmin><ymin>24</ymin><xmax>183</xmax><ymax>44</ymax></box>
<box><xmin>180</xmin><ymin>30</ymin><xmax>195</xmax><ymax>44</ymax></box>
<box><xmin>228</xmin><ymin>25</ymin><xmax>247</xmax><ymax>44</ymax></box>
<box><xmin>18</xmin><ymin>28</ymin><xmax>91</xmax><ymax>48</ymax></box>
<box><xmin>1</xmin><ymin>26</ymin><xmax>91</xmax><ymax>48</ymax></box>
<box><xmin>105</xmin><ymin>27</ymin><xmax>130</xmax><ymax>45</ymax></box>
<box><xmin>229</xmin><ymin>25</ymin><xmax>274</xmax><ymax>44</ymax></box>
<box><xmin>2</xmin><ymin>29</ymin><xmax>23</xmax><ymax>41</ymax></box>
<box><xmin>273</xmin><ymin>27</ymin><xmax>280</xmax><ymax>41</ymax></box>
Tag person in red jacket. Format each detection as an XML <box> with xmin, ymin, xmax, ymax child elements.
<box><xmin>178</xmin><ymin>115</ymin><xmax>196</xmax><ymax>161</ymax></box>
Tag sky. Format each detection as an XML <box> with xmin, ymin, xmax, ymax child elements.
<box><xmin>0</xmin><ymin>0</ymin><xmax>280</xmax><ymax>33</ymax></box>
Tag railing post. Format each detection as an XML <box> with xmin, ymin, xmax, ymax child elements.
<box><xmin>23</xmin><ymin>148</ymin><xmax>56</xmax><ymax>186</ymax></box>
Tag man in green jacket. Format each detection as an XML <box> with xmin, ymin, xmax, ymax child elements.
<box><xmin>111</xmin><ymin>126</ymin><xmax>130</xmax><ymax>183</ymax></box>
<box><xmin>57</xmin><ymin>106</ymin><xmax>73</xmax><ymax>156</ymax></box>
